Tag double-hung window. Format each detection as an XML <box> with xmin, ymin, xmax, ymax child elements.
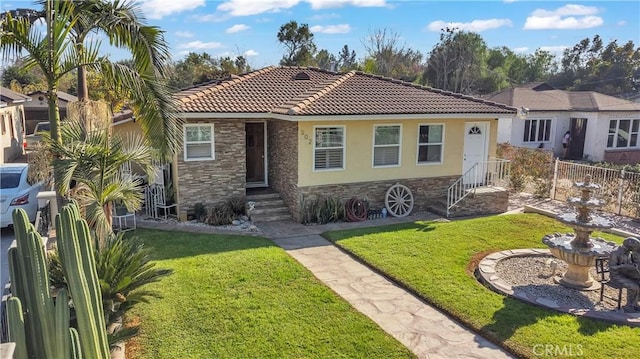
<box><xmin>184</xmin><ymin>124</ymin><xmax>214</xmax><ymax>161</ymax></box>
<box><xmin>373</xmin><ymin>125</ymin><xmax>401</xmax><ymax>167</ymax></box>
<box><xmin>523</xmin><ymin>119</ymin><xmax>552</xmax><ymax>142</ymax></box>
<box><xmin>314</xmin><ymin>126</ymin><xmax>344</xmax><ymax>170</ymax></box>
<box><xmin>417</xmin><ymin>124</ymin><xmax>443</xmax><ymax>164</ymax></box>
<box><xmin>608</xmin><ymin>119</ymin><xmax>640</xmax><ymax>148</ymax></box>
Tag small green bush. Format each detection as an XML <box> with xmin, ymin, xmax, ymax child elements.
<box><xmin>300</xmin><ymin>196</ymin><xmax>344</xmax><ymax>225</ymax></box>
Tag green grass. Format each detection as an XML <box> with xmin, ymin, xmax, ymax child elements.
<box><xmin>323</xmin><ymin>214</ymin><xmax>640</xmax><ymax>359</ymax></box>
<box><xmin>126</xmin><ymin>229</ymin><xmax>414</xmax><ymax>359</ymax></box>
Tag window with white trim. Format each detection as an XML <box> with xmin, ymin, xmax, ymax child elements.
<box><xmin>373</xmin><ymin>125</ymin><xmax>401</xmax><ymax>167</ymax></box>
<box><xmin>523</xmin><ymin>119</ymin><xmax>552</xmax><ymax>142</ymax></box>
<box><xmin>184</xmin><ymin>124</ymin><xmax>214</xmax><ymax>161</ymax></box>
<box><xmin>608</xmin><ymin>119</ymin><xmax>640</xmax><ymax>148</ymax></box>
<box><xmin>417</xmin><ymin>124</ymin><xmax>443</xmax><ymax>164</ymax></box>
<box><xmin>314</xmin><ymin>126</ymin><xmax>344</xmax><ymax>170</ymax></box>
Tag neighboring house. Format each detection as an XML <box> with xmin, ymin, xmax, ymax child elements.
<box><xmin>1</xmin><ymin>87</ymin><xmax>30</xmax><ymax>163</ymax></box>
<box><xmin>23</xmin><ymin>90</ymin><xmax>78</xmax><ymax>134</ymax></box>
<box><xmin>173</xmin><ymin>66</ymin><xmax>516</xmax><ymax>221</ymax></box>
<box><xmin>486</xmin><ymin>83</ymin><xmax>640</xmax><ymax>163</ymax></box>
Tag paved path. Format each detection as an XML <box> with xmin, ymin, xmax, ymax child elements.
<box><xmin>273</xmin><ymin>233</ymin><xmax>512</xmax><ymax>359</ymax></box>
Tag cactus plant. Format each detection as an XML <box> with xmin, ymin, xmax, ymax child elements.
<box><xmin>55</xmin><ymin>203</ymin><xmax>111</xmax><ymax>359</ymax></box>
<box><xmin>6</xmin><ymin>204</ymin><xmax>108</xmax><ymax>359</ymax></box>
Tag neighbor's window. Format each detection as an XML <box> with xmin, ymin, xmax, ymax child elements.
<box><xmin>523</xmin><ymin>119</ymin><xmax>552</xmax><ymax>142</ymax></box>
<box><xmin>184</xmin><ymin>124</ymin><xmax>214</xmax><ymax>161</ymax></box>
<box><xmin>373</xmin><ymin>125</ymin><xmax>401</xmax><ymax>167</ymax></box>
<box><xmin>314</xmin><ymin>126</ymin><xmax>344</xmax><ymax>170</ymax></box>
<box><xmin>608</xmin><ymin>119</ymin><xmax>640</xmax><ymax>148</ymax></box>
<box><xmin>417</xmin><ymin>124</ymin><xmax>443</xmax><ymax>164</ymax></box>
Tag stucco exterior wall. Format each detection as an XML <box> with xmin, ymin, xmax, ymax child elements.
<box><xmin>267</xmin><ymin>119</ymin><xmax>298</xmax><ymax>212</ymax></box>
<box><xmin>176</xmin><ymin>119</ymin><xmax>246</xmax><ymax>214</ymax></box>
<box><xmin>297</xmin><ymin>118</ymin><xmax>499</xmax><ymax>187</ymax></box>
<box><xmin>590</xmin><ymin>112</ymin><xmax>639</xmax><ymax>163</ymax></box>
<box><xmin>1</xmin><ymin>105</ymin><xmax>25</xmax><ymax>164</ymax></box>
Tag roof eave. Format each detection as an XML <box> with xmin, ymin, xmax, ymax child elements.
<box><xmin>179</xmin><ymin>112</ymin><xmax>513</xmax><ymax>121</ymax></box>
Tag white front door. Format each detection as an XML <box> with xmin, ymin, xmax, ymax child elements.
<box><xmin>463</xmin><ymin>122</ymin><xmax>489</xmax><ymax>185</ymax></box>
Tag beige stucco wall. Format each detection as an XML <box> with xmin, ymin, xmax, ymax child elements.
<box><xmin>1</xmin><ymin>105</ymin><xmax>26</xmax><ymax>164</ymax></box>
<box><xmin>297</xmin><ymin>118</ymin><xmax>498</xmax><ymax>187</ymax></box>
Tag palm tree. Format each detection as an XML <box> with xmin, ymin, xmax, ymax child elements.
<box><xmin>60</xmin><ymin>0</ymin><xmax>181</xmax><ymax>156</ymax></box>
<box><xmin>1</xmin><ymin>0</ymin><xmax>182</xmax><ymax>158</ymax></box>
<box><xmin>1</xmin><ymin>1</ymin><xmax>77</xmax><ymax>145</ymax></box>
<box><xmin>45</xmin><ymin>102</ymin><xmax>156</xmax><ymax>241</ymax></box>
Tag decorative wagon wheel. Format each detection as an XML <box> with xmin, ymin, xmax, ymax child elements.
<box><xmin>385</xmin><ymin>183</ymin><xmax>414</xmax><ymax>217</ymax></box>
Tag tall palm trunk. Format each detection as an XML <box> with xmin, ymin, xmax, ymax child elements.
<box><xmin>77</xmin><ymin>65</ymin><xmax>89</xmax><ymax>100</ymax></box>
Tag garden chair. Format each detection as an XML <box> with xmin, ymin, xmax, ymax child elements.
<box><xmin>112</xmin><ymin>204</ymin><xmax>136</xmax><ymax>232</ymax></box>
<box><xmin>595</xmin><ymin>257</ymin><xmax>624</xmax><ymax>310</ymax></box>
<box><xmin>151</xmin><ymin>184</ymin><xmax>177</xmax><ymax>220</ymax></box>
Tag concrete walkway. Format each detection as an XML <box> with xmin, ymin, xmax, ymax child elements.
<box><xmin>259</xmin><ymin>216</ymin><xmax>513</xmax><ymax>359</ymax></box>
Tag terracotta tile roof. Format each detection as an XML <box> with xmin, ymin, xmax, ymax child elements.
<box><xmin>177</xmin><ymin>66</ymin><xmax>516</xmax><ymax>116</ymax></box>
<box><xmin>484</xmin><ymin>84</ymin><xmax>640</xmax><ymax>112</ymax></box>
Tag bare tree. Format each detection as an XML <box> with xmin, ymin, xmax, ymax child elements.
<box><xmin>361</xmin><ymin>28</ymin><xmax>423</xmax><ymax>81</ymax></box>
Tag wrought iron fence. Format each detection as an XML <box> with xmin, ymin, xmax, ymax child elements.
<box><xmin>551</xmin><ymin>159</ymin><xmax>640</xmax><ymax>218</ymax></box>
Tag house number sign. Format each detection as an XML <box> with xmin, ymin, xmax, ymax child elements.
<box><xmin>299</xmin><ymin>129</ymin><xmax>312</xmax><ymax>145</ymax></box>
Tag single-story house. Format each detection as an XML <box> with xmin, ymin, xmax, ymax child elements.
<box><xmin>1</xmin><ymin>87</ymin><xmax>30</xmax><ymax>163</ymax></box>
<box><xmin>485</xmin><ymin>83</ymin><xmax>640</xmax><ymax>163</ymax></box>
<box><xmin>23</xmin><ymin>90</ymin><xmax>78</xmax><ymax>134</ymax></box>
<box><xmin>172</xmin><ymin>66</ymin><xmax>516</xmax><ymax>221</ymax></box>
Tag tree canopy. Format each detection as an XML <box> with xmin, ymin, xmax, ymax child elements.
<box><xmin>277</xmin><ymin>20</ymin><xmax>316</xmax><ymax>66</ymax></box>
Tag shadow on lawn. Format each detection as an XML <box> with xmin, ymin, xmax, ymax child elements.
<box><xmin>481</xmin><ymin>296</ymin><xmax>620</xmax><ymax>346</ymax></box>
<box><xmin>327</xmin><ymin>221</ymin><xmax>435</xmax><ymax>241</ymax></box>
<box><xmin>125</xmin><ymin>228</ymin><xmax>278</xmax><ymax>260</ymax></box>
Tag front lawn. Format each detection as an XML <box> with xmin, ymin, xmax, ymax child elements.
<box><xmin>126</xmin><ymin>229</ymin><xmax>414</xmax><ymax>359</ymax></box>
<box><xmin>324</xmin><ymin>214</ymin><xmax>640</xmax><ymax>359</ymax></box>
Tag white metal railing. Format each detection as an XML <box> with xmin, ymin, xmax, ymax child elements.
<box><xmin>551</xmin><ymin>159</ymin><xmax>640</xmax><ymax>217</ymax></box>
<box><xmin>446</xmin><ymin>158</ymin><xmax>510</xmax><ymax>217</ymax></box>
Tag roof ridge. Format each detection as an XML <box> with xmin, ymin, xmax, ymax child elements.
<box><xmin>352</xmin><ymin>70</ymin><xmax>517</xmax><ymax>112</ymax></box>
<box><xmin>180</xmin><ymin>66</ymin><xmax>277</xmax><ymax>104</ymax></box>
<box><xmin>274</xmin><ymin>71</ymin><xmax>356</xmax><ymax>115</ymax></box>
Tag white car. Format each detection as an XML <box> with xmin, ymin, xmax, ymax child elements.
<box><xmin>0</xmin><ymin>163</ymin><xmax>43</xmax><ymax>228</ymax></box>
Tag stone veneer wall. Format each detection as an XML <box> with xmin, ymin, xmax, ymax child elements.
<box><xmin>604</xmin><ymin>149</ymin><xmax>640</xmax><ymax>165</ymax></box>
<box><xmin>450</xmin><ymin>188</ymin><xmax>509</xmax><ymax>217</ymax></box>
<box><xmin>293</xmin><ymin>176</ymin><xmax>459</xmax><ymax>222</ymax></box>
<box><xmin>177</xmin><ymin>119</ymin><xmax>246</xmax><ymax>215</ymax></box>
<box><xmin>267</xmin><ymin>120</ymin><xmax>298</xmax><ymax>214</ymax></box>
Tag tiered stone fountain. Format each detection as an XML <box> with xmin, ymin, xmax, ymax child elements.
<box><xmin>542</xmin><ymin>175</ymin><xmax>618</xmax><ymax>290</ymax></box>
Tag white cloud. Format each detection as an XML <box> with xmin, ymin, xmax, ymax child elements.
<box><xmin>192</xmin><ymin>13</ymin><xmax>230</xmax><ymax>22</ymax></box>
<box><xmin>306</xmin><ymin>0</ymin><xmax>386</xmax><ymax>9</ymax></box>
<box><xmin>310</xmin><ymin>24</ymin><xmax>351</xmax><ymax>34</ymax></box>
<box><xmin>244</xmin><ymin>49</ymin><xmax>259</xmax><ymax>57</ymax></box>
<box><xmin>617</xmin><ymin>20</ymin><xmax>627</xmax><ymax>26</ymax></box>
<box><xmin>513</xmin><ymin>47</ymin><xmax>529</xmax><ymax>53</ymax></box>
<box><xmin>539</xmin><ymin>45</ymin><xmax>567</xmax><ymax>53</ymax></box>
<box><xmin>217</xmin><ymin>0</ymin><xmax>299</xmax><ymax>16</ymax></box>
<box><xmin>138</xmin><ymin>0</ymin><xmax>205</xmax><ymax>19</ymax></box>
<box><xmin>176</xmin><ymin>31</ymin><xmax>194</xmax><ymax>38</ymax></box>
<box><xmin>524</xmin><ymin>4</ymin><xmax>603</xmax><ymax>30</ymax></box>
<box><xmin>425</xmin><ymin>19</ymin><xmax>513</xmax><ymax>32</ymax></box>
<box><xmin>178</xmin><ymin>40</ymin><xmax>223</xmax><ymax>50</ymax></box>
<box><xmin>217</xmin><ymin>0</ymin><xmax>385</xmax><ymax>16</ymax></box>
<box><xmin>226</xmin><ymin>24</ymin><xmax>251</xmax><ymax>33</ymax></box>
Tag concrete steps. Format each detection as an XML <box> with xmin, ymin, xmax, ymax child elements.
<box><xmin>246</xmin><ymin>192</ymin><xmax>292</xmax><ymax>222</ymax></box>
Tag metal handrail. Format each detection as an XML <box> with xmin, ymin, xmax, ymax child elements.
<box><xmin>446</xmin><ymin>158</ymin><xmax>510</xmax><ymax>217</ymax></box>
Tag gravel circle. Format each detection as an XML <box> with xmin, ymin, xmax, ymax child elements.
<box><xmin>494</xmin><ymin>255</ymin><xmax>625</xmax><ymax>311</ymax></box>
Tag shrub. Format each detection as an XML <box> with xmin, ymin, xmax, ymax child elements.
<box><xmin>300</xmin><ymin>196</ymin><xmax>345</xmax><ymax>225</ymax></box>
<box><xmin>49</xmin><ymin>232</ymin><xmax>173</xmax><ymax>346</ymax></box>
<box><xmin>205</xmin><ymin>203</ymin><xmax>235</xmax><ymax>226</ymax></box>
<box><xmin>193</xmin><ymin>202</ymin><xmax>207</xmax><ymax>222</ymax></box>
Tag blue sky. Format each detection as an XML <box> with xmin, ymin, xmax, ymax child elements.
<box><xmin>3</xmin><ymin>0</ymin><xmax>639</xmax><ymax>68</ymax></box>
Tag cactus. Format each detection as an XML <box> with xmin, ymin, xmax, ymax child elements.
<box><xmin>6</xmin><ymin>205</ymin><xmax>103</xmax><ymax>359</ymax></box>
<box><xmin>56</xmin><ymin>203</ymin><xmax>111</xmax><ymax>359</ymax></box>
<box><xmin>6</xmin><ymin>297</ymin><xmax>27</xmax><ymax>359</ymax></box>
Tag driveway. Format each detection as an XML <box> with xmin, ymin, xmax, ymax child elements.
<box><xmin>1</xmin><ymin>227</ymin><xmax>14</xmax><ymax>293</ymax></box>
